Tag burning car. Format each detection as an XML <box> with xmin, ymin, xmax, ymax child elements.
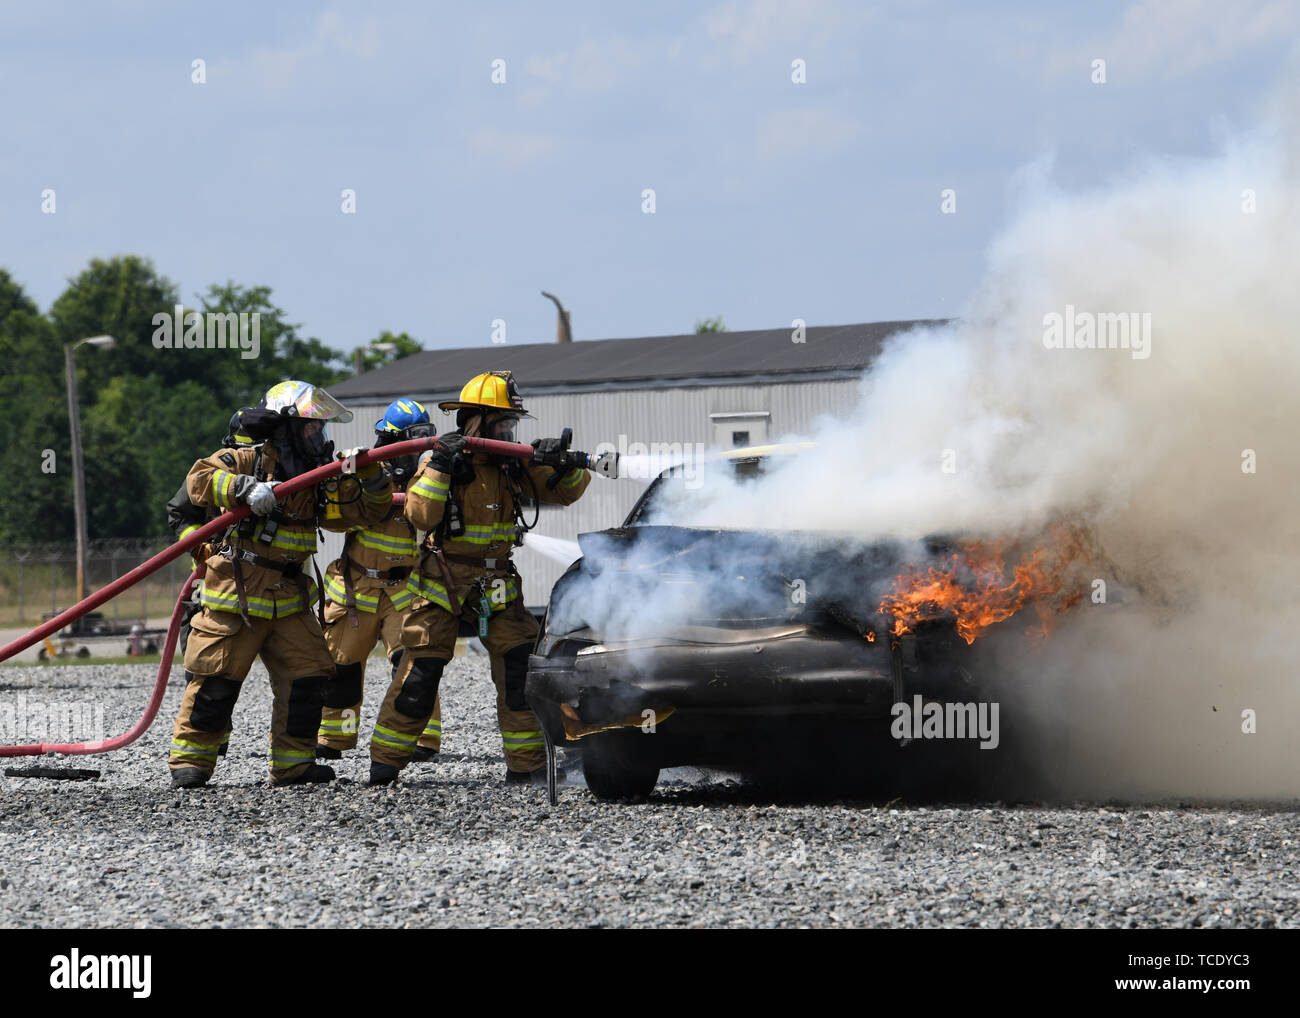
<box><xmin>526</xmin><ymin>444</ymin><xmax>1092</xmax><ymax>801</ymax></box>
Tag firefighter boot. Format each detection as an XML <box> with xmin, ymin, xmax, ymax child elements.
<box><xmin>369</xmin><ymin>762</ymin><xmax>400</xmax><ymax>786</ymax></box>
<box><xmin>273</xmin><ymin>763</ymin><xmax>336</xmax><ymax>786</ymax></box>
<box><xmin>171</xmin><ymin>767</ymin><xmax>210</xmax><ymax>789</ymax></box>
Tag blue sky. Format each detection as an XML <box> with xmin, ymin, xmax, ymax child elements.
<box><xmin>1</xmin><ymin>0</ymin><xmax>1294</xmax><ymax>354</ymax></box>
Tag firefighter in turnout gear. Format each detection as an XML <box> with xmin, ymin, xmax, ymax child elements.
<box><xmin>316</xmin><ymin>398</ymin><xmax>446</xmax><ymax>760</ymax></box>
<box><xmin>164</xmin><ymin>406</ymin><xmax>256</xmax><ymax>757</ymax></box>
<box><xmin>368</xmin><ymin>371</ymin><xmax>591</xmax><ymax>786</ymax></box>
<box><xmin>168</xmin><ymin>381</ymin><xmax>393</xmax><ymax>788</ymax></box>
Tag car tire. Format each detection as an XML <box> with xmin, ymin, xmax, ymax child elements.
<box><xmin>581</xmin><ymin>730</ymin><xmax>660</xmax><ymax>802</ymax></box>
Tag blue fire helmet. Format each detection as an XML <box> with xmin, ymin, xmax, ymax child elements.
<box><xmin>375</xmin><ymin>398</ymin><xmax>431</xmax><ymax>435</ymax></box>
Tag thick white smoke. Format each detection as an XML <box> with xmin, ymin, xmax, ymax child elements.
<box><xmin>562</xmin><ymin>73</ymin><xmax>1300</xmax><ymax>799</ymax></box>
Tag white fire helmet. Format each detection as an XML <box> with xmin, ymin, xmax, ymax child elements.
<box><xmin>260</xmin><ymin>380</ymin><xmax>353</xmax><ymax>423</ymax></box>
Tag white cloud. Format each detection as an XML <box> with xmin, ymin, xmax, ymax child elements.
<box><xmin>757</xmin><ymin>108</ymin><xmax>859</xmax><ymax>159</ymax></box>
<box><xmin>471</xmin><ymin>128</ymin><xmax>556</xmax><ymax>167</ymax></box>
<box><xmin>1056</xmin><ymin>0</ymin><xmax>1300</xmax><ymax>80</ymax></box>
<box><xmin>247</xmin><ymin>10</ymin><xmax>383</xmax><ymax>89</ymax></box>
<box><xmin>523</xmin><ymin>37</ymin><xmax>647</xmax><ymax>93</ymax></box>
<box><xmin>525</xmin><ymin>51</ymin><xmax>569</xmax><ymax>83</ymax></box>
<box><xmin>703</xmin><ymin>0</ymin><xmax>846</xmax><ymax>64</ymax></box>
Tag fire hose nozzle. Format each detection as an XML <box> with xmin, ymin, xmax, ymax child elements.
<box><xmin>584</xmin><ymin>450</ymin><xmax>620</xmax><ymax>479</ymax></box>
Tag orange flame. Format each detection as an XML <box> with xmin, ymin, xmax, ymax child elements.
<box><xmin>878</xmin><ymin>522</ymin><xmax>1093</xmax><ymax>644</ymax></box>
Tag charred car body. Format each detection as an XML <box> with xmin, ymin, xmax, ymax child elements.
<box><xmin>526</xmin><ymin>446</ymin><xmax>994</xmax><ymax>801</ymax></box>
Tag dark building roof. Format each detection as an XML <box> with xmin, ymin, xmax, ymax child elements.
<box><xmin>330</xmin><ymin>319</ymin><xmax>944</xmax><ymax>402</ymax></box>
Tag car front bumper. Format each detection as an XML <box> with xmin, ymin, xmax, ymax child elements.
<box><xmin>527</xmin><ymin>631</ymin><xmax>896</xmax><ymax>743</ymax></box>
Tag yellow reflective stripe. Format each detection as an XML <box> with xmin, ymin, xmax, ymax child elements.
<box><xmin>318</xmin><ymin>718</ymin><xmax>351</xmax><ymax>732</ymax></box>
<box><xmin>406</xmin><ymin>575</ymin><xmax>452</xmax><ymax>612</ymax></box>
<box><xmin>489</xmin><ymin>578</ymin><xmax>520</xmax><ymax>610</ymax></box>
<box><xmin>422</xmin><ymin>719</ymin><xmax>442</xmax><ymax>734</ymax></box>
<box><xmin>270</xmin><ymin>749</ymin><xmax>316</xmax><ymax>768</ymax></box>
<box><xmin>372</xmin><ymin>724</ymin><xmax>418</xmax><ymax>750</ymax></box>
<box><xmin>560</xmin><ymin>468</ymin><xmax>585</xmax><ymax>488</ymax></box>
<box><xmin>444</xmin><ymin>523</ymin><xmax>517</xmax><ymax>547</ymax></box>
<box><xmin>354</xmin><ymin>530</ymin><xmax>417</xmax><ymax>555</ymax></box>
<box><xmin>266</xmin><ymin>527</ymin><xmax>317</xmax><ymax>552</ymax></box>
<box><xmin>323</xmin><ymin>575</ymin><xmax>381</xmax><ymax>612</ymax></box>
<box><xmin>201</xmin><ymin>580</ymin><xmax>318</xmax><ymax>619</ymax></box>
<box><xmin>179</xmin><ymin>523</ymin><xmax>202</xmax><ymax>540</ymax></box>
<box><xmin>362</xmin><ymin>486</ymin><xmax>391</xmax><ymax>504</ymax></box>
<box><xmin>410</xmin><ymin>476</ymin><xmax>449</xmax><ymax>502</ymax></box>
<box><xmin>389</xmin><ymin>588</ymin><xmax>415</xmax><ymax>610</ymax></box>
<box><xmin>212</xmin><ymin>470</ymin><xmax>239</xmax><ymax>509</ymax></box>
<box><xmin>501</xmin><ymin>730</ymin><xmax>544</xmax><ymax>747</ymax></box>
<box><xmin>170</xmin><ymin>738</ymin><xmax>219</xmax><ymax>759</ymax></box>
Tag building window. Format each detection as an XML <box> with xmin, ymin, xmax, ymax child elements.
<box><xmin>709</xmin><ymin>411</ymin><xmax>769</xmax><ymax>450</ymax></box>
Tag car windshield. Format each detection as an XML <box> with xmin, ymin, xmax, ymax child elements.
<box><xmin>629</xmin><ymin>455</ymin><xmax>774</xmax><ymax>526</ymax></box>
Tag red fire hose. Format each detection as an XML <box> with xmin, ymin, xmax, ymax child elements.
<box><xmin>0</xmin><ymin>567</ymin><xmax>204</xmax><ymax>758</ymax></box>
<box><xmin>0</xmin><ymin>434</ymin><xmax>544</xmax><ymax>758</ymax></box>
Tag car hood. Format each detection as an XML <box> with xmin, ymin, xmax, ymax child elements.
<box><xmin>545</xmin><ymin>525</ymin><xmax>946</xmax><ymax>642</ymax></box>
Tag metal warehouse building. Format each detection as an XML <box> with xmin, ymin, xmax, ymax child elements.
<box><xmin>326</xmin><ymin>319</ymin><xmax>934</xmax><ymax>608</ymax></box>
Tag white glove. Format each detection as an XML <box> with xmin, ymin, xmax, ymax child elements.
<box><xmin>234</xmin><ymin>475</ymin><xmax>277</xmax><ymax>515</ymax></box>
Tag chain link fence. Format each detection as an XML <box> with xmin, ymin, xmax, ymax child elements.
<box><xmin>0</xmin><ymin>538</ymin><xmax>194</xmax><ymax>626</ymax></box>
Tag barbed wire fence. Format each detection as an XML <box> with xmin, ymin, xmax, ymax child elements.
<box><xmin>0</xmin><ymin>538</ymin><xmax>193</xmax><ymax>625</ymax></box>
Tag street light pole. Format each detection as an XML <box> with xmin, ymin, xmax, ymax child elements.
<box><xmin>65</xmin><ymin>336</ymin><xmax>116</xmax><ymax>605</ymax></box>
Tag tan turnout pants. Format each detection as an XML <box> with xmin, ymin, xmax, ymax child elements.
<box><xmin>317</xmin><ymin>592</ymin><xmax>443</xmax><ymax>752</ymax></box>
<box><xmin>169</xmin><ymin>607</ymin><xmax>334</xmax><ymax>784</ymax></box>
<box><xmin>370</xmin><ymin>598</ymin><xmax>541</xmax><ymax>772</ymax></box>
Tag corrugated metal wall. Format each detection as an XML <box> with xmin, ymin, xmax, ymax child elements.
<box><xmin>323</xmin><ymin>377</ymin><xmax>863</xmax><ymax>607</ymax></box>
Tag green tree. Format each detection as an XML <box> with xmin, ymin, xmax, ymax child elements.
<box><xmin>82</xmin><ymin>376</ymin><xmax>224</xmax><ymax>538</ymax></box>
<box><xmin>49</xmin><ymin>256</ymin><xmax>181</xmax><ymax>394</ymax></box>
<box><xmin>694</xmin><ymin>315</ymin><xmax>728</xmax><ymax>333</ymax></box>
<box><xmin>357</xmin><ymin>329</ymin><xmax>422</xmax><ymax>373</ymax></box>
<box><xmin>196</xmin><ymin>281</ymin><xmax>349</xmax><ymax>402</ymax></box>
<box><xmin>0</xmin><ymin>270</ymin><xmax>70</xmax><ymax>544</ymax></box>
<box><xmin>28</xmin><ymin>259</ymin><xmax>353</xmax><ymax>540</ymax></box>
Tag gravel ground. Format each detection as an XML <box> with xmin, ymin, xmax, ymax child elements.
<box><xmin>1</xmin><ymin>659</ymin><xmax>1297</xmax><ymax>928</ymax></box>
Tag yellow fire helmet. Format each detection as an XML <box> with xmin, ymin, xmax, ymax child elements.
<box><xmin>438</xmin><ymin>371</ymin><xmax>531</xmax><ymax>418</ymax></box>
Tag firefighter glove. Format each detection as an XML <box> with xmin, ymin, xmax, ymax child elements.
<box><xmin>233</xmin><ymin>475</ymin><xmax>277</xmax><ymax>515</ymax></box>
<box><xmin>426</xmin><ymin>434</ymin><xmax>467</xmax><ymax>474</ymax></box>
<box><xmin>531</xmin><ymin>437</ymin><xmax>565</xmax><ymax>466</ymax></box>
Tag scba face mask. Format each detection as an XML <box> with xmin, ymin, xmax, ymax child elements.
<box><xmin>378</xmin><ymin>423</ymin><xmax>434</xmax><ymax>486</ymax></box>
<box><xmin>272</xmin><ymin>418</ymin><xmax>333</xmax><ymax>479</ymax></box>
<box><xmin>487</xmin><ymin>416</ymin><xmax>519</xmax><ymax>443</ymax></box>
<box><xmin>293</xmin><ymin>418</ymin><xmax>333</xmax><ymax>465</ymax></box>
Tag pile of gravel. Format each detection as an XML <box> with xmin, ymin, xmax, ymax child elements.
<box><xmin>1</xmin><ymin>658</ymin><xmax>1296</xmax><ymax>928</ymax></box>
